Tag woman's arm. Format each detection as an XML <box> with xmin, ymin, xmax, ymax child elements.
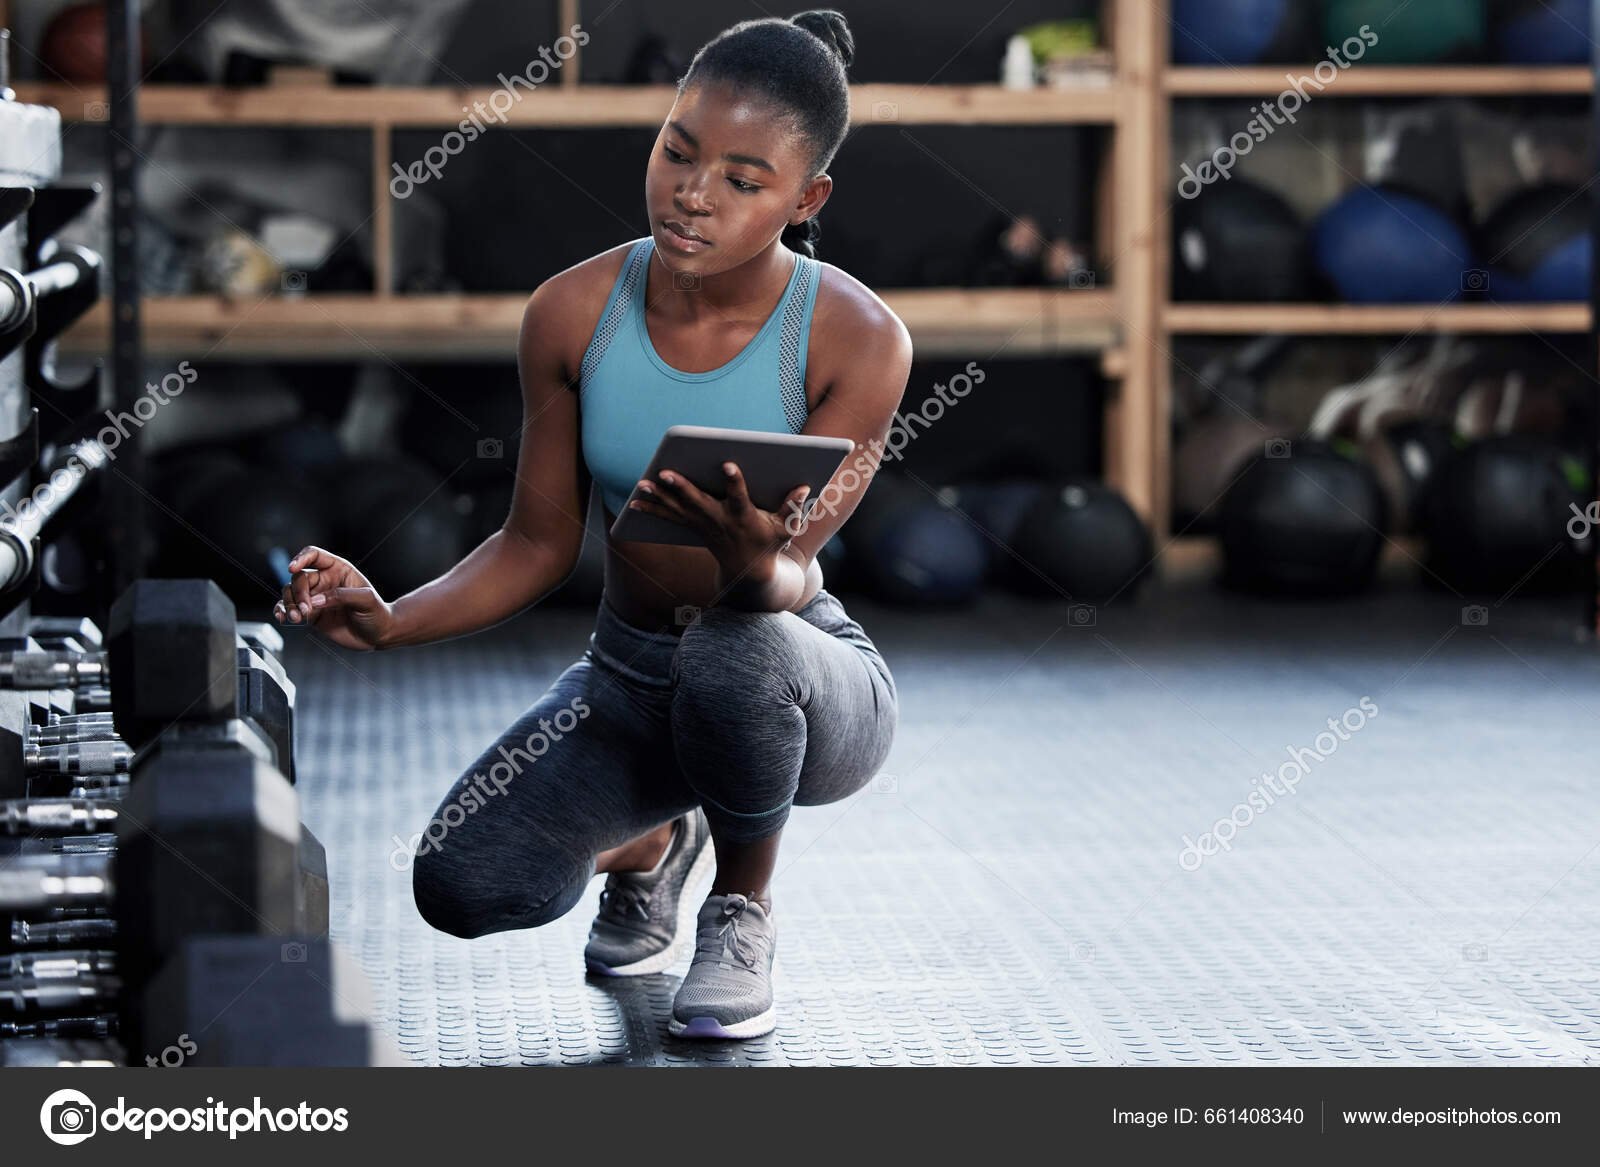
<box><xmin>379</xmin><ymin>281</ymin><xmax>591</xmax><ymax>648</ymax></box>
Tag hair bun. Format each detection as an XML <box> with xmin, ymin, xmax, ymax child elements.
<box><xmin>789</xmin><ymin>9</ymin><xmax>854</xmax><ymax>69</ymax></box>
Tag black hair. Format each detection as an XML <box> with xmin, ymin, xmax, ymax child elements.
<box><xmin>677</xmin><ymin>10</ymin><xmax>854</xmax><ymax>259</ymax></box>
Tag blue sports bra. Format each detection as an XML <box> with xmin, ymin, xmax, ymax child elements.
<box><xmin>578</xmin><ymin>237</ymin><xmax>822</xmax><ymax>515</ymax></box>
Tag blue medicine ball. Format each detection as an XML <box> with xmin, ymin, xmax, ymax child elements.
<box><xmin>1315</xmin><ymin>186</ymin><xmax>1477</xmax><ymax>304</ymax></box>
<box><xmin>1172</xmin><ymin>0</ymin><xmax>1296</xmax><ymax>64</ymax></box>
<box><xmin>1495</xmin><ymin>0</ymin><xmax>1592</xmax><ymax>64</ymax></box>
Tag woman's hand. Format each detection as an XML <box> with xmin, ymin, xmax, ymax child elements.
<box><xmin>628</xmin><ymin>462</ymin><xmax>811</xmax><ymax>585</ymax></box>
<box><xmin>272</xmin><ymin>545</ymin><xmax>394</xmax><ymax>652</ymax></box>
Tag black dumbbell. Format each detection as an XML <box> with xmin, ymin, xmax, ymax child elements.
<box><xmin>238</xmin><ymin>638</ymin><xmax>296</xmax><ymax>782</ymax></box>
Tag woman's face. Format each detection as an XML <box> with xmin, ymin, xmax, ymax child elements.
<box><xmin>646</xmin><ymin>81</ymin><xmax>829</xmax><ymax>276</ymax></box>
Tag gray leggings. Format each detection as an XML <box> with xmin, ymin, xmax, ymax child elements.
<box><xmin>410</xmin><ymin>589</ymin><xmax>898</xmax><ymax>939</ymax></box>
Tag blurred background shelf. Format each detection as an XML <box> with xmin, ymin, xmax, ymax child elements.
<box><xmin>12</xmin><ymin>81</ymin><xmax>1125</xmax><ymax>127</ymax></box>
<box><xmin>1165</xmin><ymin>303</ymin><xmax>1592</xmax><ymax>335</ymax></box>
<box><xmin>1165</xmin><ymin>65</ymin><xmax>1592</xmax><ymax>97</ymax></box>
<box><xmin>55</xmin><ymin>289</ymin><xmax>1122</xmax><ymax>360</ymax></box>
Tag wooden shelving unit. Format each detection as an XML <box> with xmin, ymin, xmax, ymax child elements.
<box><xmin>1144</xmin><ymin>5</ymin><xmax>1595</xmax><ymax>534</ymax></box>
<box><xmin>12</xmin><ymin>2</ymin><xmax>1595</xmax><ymax>535</ymax></box>
<box><xmin>53</xmin><ymin>288</ymin><xmax>1120</xmax><ymax>361</ymax></box>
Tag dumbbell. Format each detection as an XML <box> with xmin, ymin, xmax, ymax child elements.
<box><xmin>105</xmin><ymin>579</ymin><xmax>380</xmax><ymax>1062</ymax></box>
<box><xmin>2</xmin><ymin>950</ymin><xmax>117</xmax><ymax>1012</ymax></box>
<box><xmin>10</xmin><ymin>917</ymin><xmax>117</xmax><ymax>949</ymax></box>
<box><xmin>0</xmin><ymin>853</ymin><xmax>112</xmax><ymax>913</ymax></box>
<box><xmin>0</xmin><ymin>1037</ymin><xmax>121</xmax><ymax>1066</ymax></box>
<box><xmin>238</xmin><ymin>637</ymin><xmax>296</xmax><ymax>783</ymax></box>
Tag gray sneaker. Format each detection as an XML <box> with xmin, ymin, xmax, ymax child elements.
<box><xmin>584</xmin><ymin>808</ymin><xmax>713</xmax><ymax>977</ymax></box>
<box><xmin>668</xmin><ymin>892</ymin><xmax>777</xmax><ymax>1039</ymax></box>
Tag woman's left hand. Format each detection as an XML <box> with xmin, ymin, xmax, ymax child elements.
<box><xmin>628</xmin><ymin>462</ymin><xmax>811</xmax><ymax>582</ymax></box>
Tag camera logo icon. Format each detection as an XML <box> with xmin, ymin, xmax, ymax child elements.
<box><xmin>83</xmin><ymin>102</ymin><xmax>109</xmax><ymax>122</ymax></box>
<box><xmin>40</xmin><ymin>1089</ymin><xmax>97</xmax><ymax>1145</ymax></box>
<box><xmin>1069</xmin><ymin>269</ymin><xmax>1097</xmax><ymax>290</ymax></box>
<box><xmin>1461</xmin><ymin>269</ymin><xmax>1490</xmax><ymax>293</ymax></box>
<box><xmin>673</xmin><ymin>270</ymin><xmax>701</xmax><ymax>291</ymax></box>
<box><xmin>1265</xmin><ymin>438</ymin><xmax>1292</xmax><ymax>460</ymax></box>
<box><xmin>1069</xmin><ymin>604</ymin><xmax>1097</xmax><ymax>627</ymax></box>
<box><xmin>1462</xmin><ymin>605</ymin><xmax>1489</xmax><ymax>627</ymax></box>
<box><xmin>1462</xmin><ymin>942</ymin><xmax>1488</xmax><ymax>962</ymax></box>
<box><xmin>872</xmin><ymin>773</ymin><xmax>899</xmax><ymax>794</ymax></box>
<box><xmin>674</xmin><ymin>605</ymin><xmax>701</xmax><ymax>627</ymax></box>
<box><xmin>476</xmin><ymin>437</ymin><xmax>504</xmax><ymax>459</ymax></box>
<box><xmin>281</xmin><ymin>270</ymin><xmax>308</xmax><ymax>294</ymax></box>
<box><xmin>872</xmin><ymin>101</ymin><xmax>898</xmax><ymax>121</ymax></box>
<box><xmin>281</xmin><ymin>941</ymin><xmax>308</xmax><ymax>963</ymax></box>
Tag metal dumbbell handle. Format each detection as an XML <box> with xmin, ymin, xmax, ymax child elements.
<box><xmin>0</xmin><ymin>1014</ymin><xmax>115</xmax><ymax>1039</ymax></box>
<box><xmin>3</xmin><ymin>950</ymin><xmax>115</xmax><ymax>979</ymax></box>
<box><xmin>24</xmin><ymin>740</ymin><xmax>132</xmax><ymax>776</ymax></box>
<box><xmin>0</xmin><ymin>976</ymin><xmax>120</xmax><ymax>1012</ymax></box>
<box><xmin>1</xmin><ymin>799</ymin><xmax>118</xmax><ymax>835</ymax></box>
<box><xmin>44</xmin><ymin>712</ymin><xmax>115</xmax><ymax>729</ymax></box>
<box><xmin>0</xmin><ymin>437</ymin><xmax>112</xmax><ymax>592</ymax></box>
<box><xmin>32</xmin><ymin>723</ymin><xmax>121</xmax><ymax>745</ymax></box>
<box><xmin>0</xmin><ymin>854</ymin><xmax>112</xmax><ymax>910</ymax></box>
<box><xmin>0</xmin><ymin>650</ymin><xmax>109</xmax><ymax>690</ymax></box>
<box><xmin>9</xmin><ymin>917</ymin><xmax>117</xmax><ymax>948</ymax></box>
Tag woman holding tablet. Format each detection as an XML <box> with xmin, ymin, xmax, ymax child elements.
<box><xmin>273</xmin><ymin>10</ymin><xmax>911</xmax><ymax>1040</ymax></box>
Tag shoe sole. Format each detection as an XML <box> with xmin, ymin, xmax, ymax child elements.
<box><xmin>584</xmin><ymin>830</ymin><xmax>716</xmax><ymax>978</ymax></box>
<box><xmin>668</xmin><ymin>1006</ymin><xmax>777</xmax><ymax>1040</ymax></box>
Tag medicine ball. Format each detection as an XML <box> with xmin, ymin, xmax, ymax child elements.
<box><xmin>1362</xmin><ymin>419</ymin><xmax>1456</xmax><ymax>534</ymax></box>
<box><xmin>842</xmin><ymin>477</ymin><xmax>988</xmax><ymax>607</ymax></box>
<box><xmin>253</xmin><ymin>421</ymin><xmax>345</xmax><ymax>478</ymax></box>
<box><xmin>41</xmin><ymin>3</ymin><xmax>147</xmax><ymax>84</ymax></box>
<box><xmin>1006</xmin><ymin>481</ymin><xmax>1153</xmax><ymax>603</ymax></box>
<box><xmin>336</xmin><ymin>456</ymin><xmax>467</xmax><ymax>597</ymax></box>
<box><xmin>1171</xmin><ymin>0</ymin><xmax>1312</xmax><ymax>64</ymax></box>
<box><xmin>1220</xmin><ymin>441</ymin><xmax>1387</xmax><ymax>595</ymax></box>
<box><xmin>1174</xmin><ymin>180</ymin><xmax>1314</xmax><ymax>302</ymax></box>
<box><xmin>1315</xmin><ymin>186</ymin><xmax>1477</xmax><ymax>304</ymax></box>
<box><xmin>1480</xmin><ymin>185</ymin><xmax>1592</xmax><ymax>303</ymax></box>
<box><xmin>185</xmin><ymin>464</ymin><xmax>334</xmax><ymax>608</ymax></box>
<box><xmin>1494</xmin><ymin>0</ymin><xmax>1591</xmax><ymax>64</ymax></box>
<box><xmin>1324</xmin><ymin>0</ymin><xmax>1485</xmax><ymax>64</ymax></box>
<box><xmin>1422</xmin><ymin>435</ymin><xmax>1590</xmax><ymax>593</ymax></box>
<box><xmin>939</xmin><ymin>480</ymin><xmax>1043</xmax><ymax>580</ymax></box>
<box><xmin>1173</xmin><ymin>415</ymin><xmax>1295</xmax><ymax>526</ymax></box>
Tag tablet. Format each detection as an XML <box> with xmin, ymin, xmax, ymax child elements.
<box><xmin>608</xmin><ymin>424</ymin><xmax>856</xmax><ymax>547</ymax></box>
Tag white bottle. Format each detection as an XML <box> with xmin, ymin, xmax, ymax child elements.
<box><xmin>1002</xmin><ymin>35</ymin><xmax>1034</xmax><ymax>90</ymax></box>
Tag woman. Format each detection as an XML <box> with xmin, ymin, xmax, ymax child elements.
<box><xmin>274</xmin><ymin>10</ymin><xmax>911</xmax><ymax>1040</ymax></box>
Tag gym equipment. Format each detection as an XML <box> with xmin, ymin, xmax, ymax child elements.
<box><xmin>185</xmin><ymin>463</ymin><xmax>333</xmax><ymax>604</ymax></box>
<box><xmin>1315</xmin><ymin>186</ymin><xmax>1477</xmax><ymax>304</ymax></box>
<box><xmin>1363</xmin><ymin>419</ymin><xmax>1456</xmax><ymax>535</ymax></box>
<box><xmin>841</xmin><ymin>476</ymin><xmax>989</xmax><ymax>606</ymax></box>
<box><xmin>254</xmin><ymin>421</ymin><xmax>345</xmax><ymax>477</ymax></box>
<box><xmin>0</xmin><ymin>853</ymin><xmax>112</xmax><ymax>912</ymax></box>
<box><xmin>1220</xmin><ymin>441</ymin><xmax>1388</xmax><ymax>595</ymax></box>
<box><xmin>10</xmin><ymin>918</ymin><xmax>117</xmax><ymax>948</ymax></box>
<box><xmin>941</xmin><ymin>480</ymin><xmax>1044</xmax><ymax>580</ymax></box>
<box><xmin>1480</xmin><ymin>185</ymin><xmax>1592</xmax><ymax>303</ymax></box>
<box><xmin>337</xmin><ymin>456</ymin><xmax>466</xmax><ymax>596</ymax></box>
<box><xmin>1005</xmin><ymin>481</ymin><xmax>1153</xmax><ymax>603</ymax></box>
<box><xmin>1171</xmin><ymin>0</ymin><xmax>1311</xmax><ymax>64</ymax></box>
<box><xmin>1494</xmin><ymin>0</ymin><xmax>1591</xmax><ymax>64</ymax></box>
<box><xmin>238</xmin><ymin>638</ymin><xmax>297</xmax><ymax>782</ymax></box>
<box><xmin>109</xmin><ymin>580</ymin><xmax>238</xmax><ymax>747</ymax></box>
<box><xmin>1173</xmin><ymin>415</ymin><xmax>1296</xmax><ymax>527</ymax></box>
<box><xmin>1453</xmin><ymin>372</ymin><xmax>1569</xmax><ymax>440</ymax></box>
<box><xmin>1324</xmin><ymin>0</ymin><xmax>1485</xmax><ymax>64</ymax></box>
<box><xmin>1173</xmin><ymin>179</ymin><xmax>1313</xmax><ymax>302</ymax></box>
<box><xmin>1422</xmin><ymin>435</ymin><xmax>1590</xmax><ymax>594</ymax></box>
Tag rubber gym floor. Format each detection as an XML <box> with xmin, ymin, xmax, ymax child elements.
<box><xmin>289</xmin><ymin>573</ymin><xmax>1599</xmax><ymax>1067</ymax></box>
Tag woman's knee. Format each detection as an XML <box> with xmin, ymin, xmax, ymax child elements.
<box><xmin>411</xmin><ymin>843</ymin><xmax>587</xmax><ymax>939</ymax></box>
<box><xmin>672</xmin><ymin>606</ymin><xmax>801</xmax><ymax>701</ymax></box>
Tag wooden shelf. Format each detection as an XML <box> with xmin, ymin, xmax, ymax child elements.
<box><xmin>1165</xmin><ymin>302</ymin><xmax>1591</xmax><ymax>335</ymax></box>
<box><xmin>55</xmin><ymin>289</ymin><xmax>1120</xmax><ymax>361</ymax></box>
<box><xmin>1165</xmin><ymin>66</ymin><xmax>1592</xmax><ymax>98</ymax></box>
<box><xmin>13</xmin><ymin>81</ymin><xmax>1123</xmax><ymax>128</ymax></box>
